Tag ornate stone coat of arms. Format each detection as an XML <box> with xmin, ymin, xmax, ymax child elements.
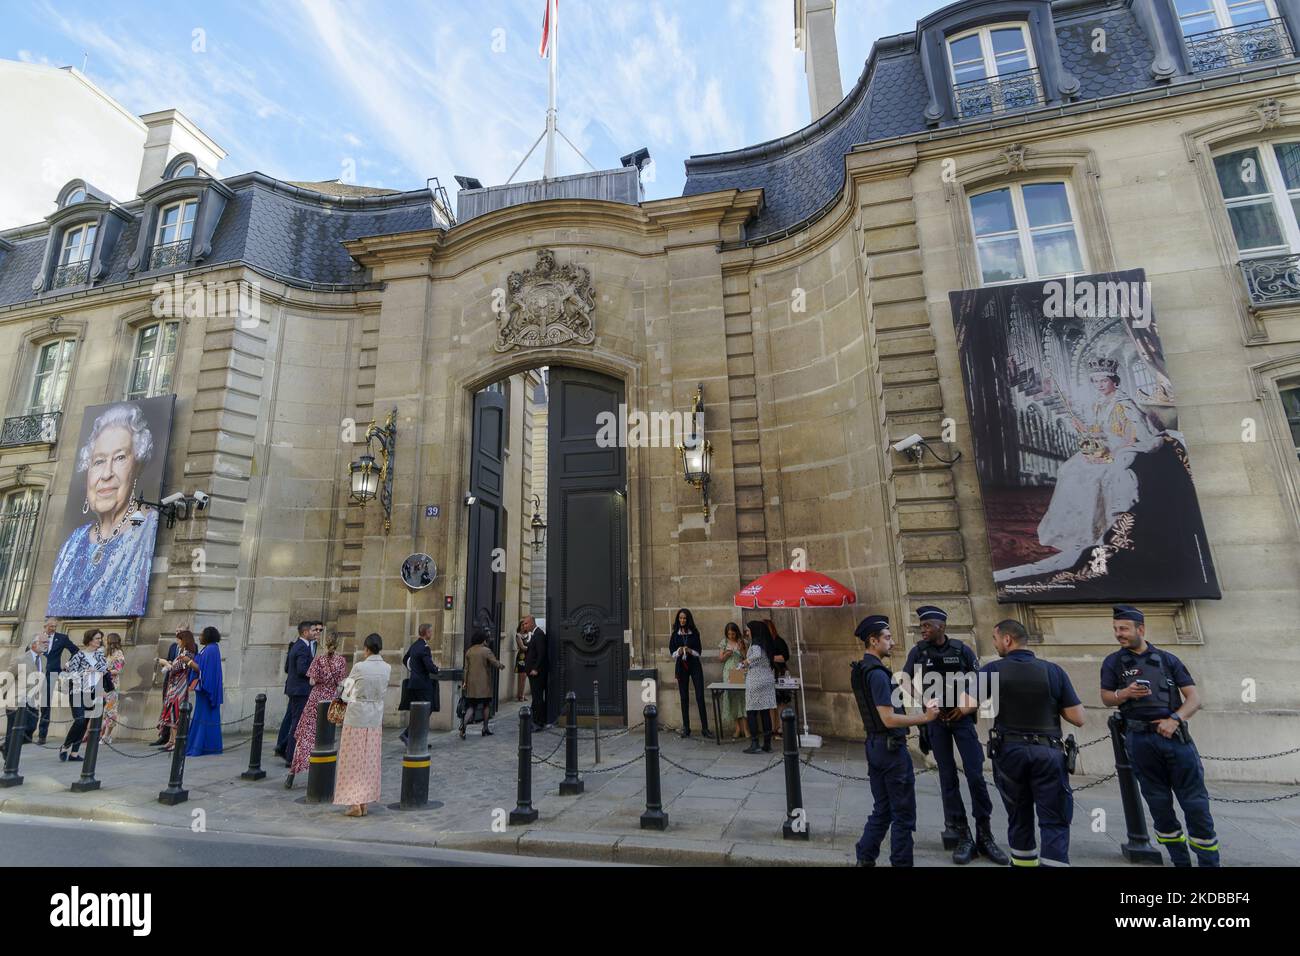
<box><xmin>495</xmin><ymin>249</ymin><xmax>596</xmax><ymax>352</ymax></box>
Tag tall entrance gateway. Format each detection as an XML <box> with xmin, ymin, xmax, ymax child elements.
<box><xmin>464</xmin><ymin>366</ymin><xmax>628</xmax><ymax>722</ymax></box>
<box><xmin>544</xmin><ymin>367</ymin><xmax>629</xmax><ymax>723</ymax></box>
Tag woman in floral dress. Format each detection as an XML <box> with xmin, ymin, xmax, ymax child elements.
<box><xmin>155</xmin><ymin>630</ymin><xmax>198</xmax><ymax>752</ymax></box>
<box><xmin>286</xmin><ymin>632</ymin><xmax>347</xmax><ymax>788</ymax></box>
<box><xmin>93</xmin><ymin>632</ymin><xmax>127</xmax><ymax>744</ymax></box>
<box><xmin>717</xmin><ymin>622</ymin><xmax>748</xmax><ymax>740</ymax></box>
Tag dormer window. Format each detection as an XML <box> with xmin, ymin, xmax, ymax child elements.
<box><xmin>52</xmin><ymin>223</ymin><xmax>97</xmax><ymax>288</ymax></box>
<box><xmin>1177</xmin><ymin>0</ymin><xmax>1292</xmax><ymax>72</ymax></box>
<box><xmin>948</xmin><ymin>24</ymin><xmax>1042</xmax><ymax>118</ymax></box>
<box><xmin>171</xmin><ymin>161</ymin><xmax>197</xmax><ymax>179</ymax></box>
<box><xmin>63</xmin><ymin>188</ymin><xmax>86</xmax><ymax>207</ymax></box>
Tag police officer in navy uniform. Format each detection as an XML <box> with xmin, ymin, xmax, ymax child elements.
<box><xmin>1100</xmin><ymin>605</ymin><xmax>1219</xmax><ymax>867</ymax></box>
<box><xmin>851</xmin><ymin>614</ymin><xmax>940</xmax><ymax>867</ymax></box>
<box><xmin>901</xmin><ymin>605</ymin><xmax>1007</xmax><ymax>865</ymax></box>
<box><xmin>961</xmin><ymin>618</ymin><xmax>1085</xmax><ymax>867</ymax></box>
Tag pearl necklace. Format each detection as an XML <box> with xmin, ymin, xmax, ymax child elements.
<box><xmin>91</xmin><ymin>505</ymin><xmax>136</xmax><ymax>566</ymax></box>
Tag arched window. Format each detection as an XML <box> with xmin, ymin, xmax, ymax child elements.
<box><xmin>63</xmin><ymin>187</ymin><xmax>86</xmax><ymax>206</ymax></box>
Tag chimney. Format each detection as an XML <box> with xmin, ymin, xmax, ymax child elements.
<box><xmin>795</xmin><ymin>0</ymin><xmax>843</xmax><ymax>122</ymax></box>
<box><xmin>136</xmin><ymin>109</ymin><xmax>226</xmax><ymax>194</ymax></box>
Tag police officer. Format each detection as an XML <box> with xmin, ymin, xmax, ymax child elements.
<box><xmin>962</xmin><ymin>618</ymin><xmax>1085</xmax><ymax>867</ymax></box>
<box><xmin>900</xmin><ymin>605</ymin><xmax>1007</xmax><ymax>865</ymax></box>
<box><xmin>851</xmin><ymin>614</ymin><xmax>939</xmax><ymax>867</ymax></box>
<box><xmin>1100</xmin><ymin>605</ymin><xmax>1219</xmax><ymax>867</ymax></box>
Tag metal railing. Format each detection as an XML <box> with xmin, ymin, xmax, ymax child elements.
<box><xmin>149</xmin><ymin>239</ymin><xmax>192</xmax><ymax>271</ymax></box>
<box><xmin>1184</xmin><ymin>18</ymin><xmax>1294</xmax><ymax>73</ymax></box>
<box><xmin>953</xmin><ymin>67</ymin><xmax>1045</xmax><ymax>119</ymax></box>
<box><xmin>0</xmin><ymin>410</ymin><xmax>61</xmax><ymax>447</ymax></box>
<box><xmin>1240</xmin><ymin>253</ymin><xmax>1300</xmax><ymax>306</ymax></box>
<box><xmin>50</xmin><ymin>261</ymin><xmax>89</xmax><ymax>289</ymax></box>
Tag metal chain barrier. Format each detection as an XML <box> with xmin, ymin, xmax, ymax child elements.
<box><xmin>99</xmin><ymin>739</ymin><xmax>172</xmax><ymax>760</ymax></box>
<box><xmin>1200</xmin><ymin>744</ymin><xmax>1300</xmax><ymax>762</ymax></box>
<box><xmin>1072</xmin><ymin>771</ymin><xmax>1119</xmax><ymax>791</ymax></box>
<box><xmin>659</xmin><ymin>750</ymin><xmax>780</xmax><ymax>780</ymax></box>
<box><xmin>1208</xmin><ymin>788</ymin><xmax>1300</xmax><ymax>804</ymax></box>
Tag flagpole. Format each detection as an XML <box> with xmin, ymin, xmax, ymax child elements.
<box><xmin>544</xmin><ymin>0</ymin><xmax>557</xmax><ymax>179</ymax></box>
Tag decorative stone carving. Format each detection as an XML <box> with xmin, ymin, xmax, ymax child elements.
<box><xmin>1253</xmin><ymin>98</ymin><xmax>1284</xmax><ymax>132</ymax></box>
<box><xmin>495</xmin><ymin>248</ymin><xmax>596</xmax><ymax>352</ymax></box>
<box><xmin>1003</xmin><ymin>143</ymin><xmax>1029</xmax><ymax>174</ymax></box>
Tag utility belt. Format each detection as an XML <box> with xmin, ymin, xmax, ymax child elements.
<box><xmin>989</xmin><ymin>728</ymin><xmax>1078</xmax><ymax>772</ymax></box>
<box><xmin>1125</xmin><ymin>717</ymin><xmax>1192</xmax><ymax>745</ymax></box>
<box><xmin>866</xmin><ymin>732</ymin><xmax>905</xmax><ymax>752</ymax></box>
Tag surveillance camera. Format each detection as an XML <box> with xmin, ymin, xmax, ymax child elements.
<box><xmin>129</xmin><ymin>509</ymin><xmax>148</xmax><ymax>527</ymax></box>
<box><xmin>161</xmin><ymin>492</ymin><xmax>185</xmax><ymax>507</ymax></box>
<box><xmin>192</xmin><ymin>490</ymin><xmax>210</xmax><ymax>510</ymax></box>
<box><xmin>891</xmin><ymin>434</ymin><xmax>925</xmax><ymax>454</ymax></box>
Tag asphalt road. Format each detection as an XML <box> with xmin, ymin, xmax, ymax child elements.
<box><xmin>0</xmin><ymin>813</ymin><xmax>613</xmax><ymax>867</ymax></box>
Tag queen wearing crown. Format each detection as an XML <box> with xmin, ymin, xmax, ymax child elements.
<box><xmin>1033</xmin><ymin>355</ymin><xmax>1161</xmax><ymax>562</ymax></box>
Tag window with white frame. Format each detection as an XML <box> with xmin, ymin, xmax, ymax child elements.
<box><xmin>171</xmin><ymin>161</ymin><xmax>197</xmax><ymax>179</ymax></box>
<box><xmin>1174</xmin><ymin>0</ymin><xmax>1277</xmax><ymax>36</ymax></box>
<box><xmin>59</xmin><ymin>223</ymin><xmax>97</xmax><ymax>265</ymax></box>
<box><xmin>968</xmin><ymin>181</ymin><xmax>1086</xmax><ymax>285</ymax></box>
<box><xmin>0</xmin><ymin>488</ymin><xmax>41</xmax><ymax>615</ymax></box>
<box><xmin>125</xmin><ymin>320</ymin><xmax>179</xmax><ymax>400</ymax></box>
<box><xmin>26</xmin><ymin>338</ymin><xmax>76</xmax><ymax>415</ymax></box>
<box><xmin>1280</xmin><ymin>383</ymin><xmax>1300</xmax><ymax>458</ymax></box>
<box><xmin>63</xmin><ymin>188</ymin><xmax>86</xmax><ymax>207</ymax></box>
<box><xmin>1213</xmin><ymin>140</ymin><xmax>1300</xmax><ymax>256</ymax></box>
<box><xmin>155</xmin><ymin>199</ymin><xmax>197</xmax><ymax>246</ymax></box>
<box><xmin>948</xmin><ymin>23</ymin><xmax>1034</xmax><ymax>84</ymax></box>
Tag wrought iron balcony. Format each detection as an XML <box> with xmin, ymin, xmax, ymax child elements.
<box><xmin>149</xmin><ymin>239</ymin><xmax>192</xmax><ymax>271</ymax></box>
<box><xmin>1240</xmin><ymin>254</ymin><xmax>1300</xmax><ymax>306</ymax></box>
<box><xmin>51</xmin><ymin>260</ymin><xmax>89</xmax><ymax>289</ymax></box>
<box><xmin>0</xmin><ymin>410</ymin><xmax>61</xmax><ymax>447</ymax></box>
<box><xmin>1184</xmin><ymin>18</ymin><xmax>1294</xmax><ymax>73</ymax></box>
<box><xmin>953</xmin><ymin>67</ymin><xmax>1045</xmax><ymax>119</ymax></box>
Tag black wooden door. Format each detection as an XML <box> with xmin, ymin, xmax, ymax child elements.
<box><xmin>546</xmin><ymin>367</ymin><xmax>628</xmax><ymax>722</ymax></box>
<box><xmin>466</xmin><ymin>387</ymin><xmax>507</xmax><ymax>708</ymax></box>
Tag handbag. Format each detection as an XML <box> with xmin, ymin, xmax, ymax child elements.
<box><xmin>455</xmin><ymin>693</ymin><xmax>467</xmax><ymax>719</ymax></box>
<box><xmin>327</xmin><ymin>693</ymin><xmax>348</xmax><ymax>725</ymax></box>
<box><xmin>430</xmin><ymin>679</ymin><xmax>441</xmax><ymax>713</ymax></box>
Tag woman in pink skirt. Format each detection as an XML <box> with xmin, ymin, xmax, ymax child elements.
<box><xmin>286</xmin><ymin>632</ymin><xmax>348</xmax><ymax>789</ymax></box>
<box><xmin>334</xmin><ymin>633</ymin><xmax>391</xmax><ymax>817</ymax></box>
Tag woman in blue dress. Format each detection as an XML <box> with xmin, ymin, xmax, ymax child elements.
<box><xmin>186</xmin><ymin>626</ymin><xmax>224</xmax><ymax>756</ymax></box>
<box><xmin>47</xmin><ymin>403</ymin><xmax>158</xmax><ymax>618</ymax></box>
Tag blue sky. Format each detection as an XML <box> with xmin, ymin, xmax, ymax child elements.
<box><xmin>8</xmin><ymin>0</ymin><xmax>919</xmax><ymax>202</ymax></box>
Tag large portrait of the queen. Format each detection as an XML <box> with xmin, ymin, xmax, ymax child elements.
<box><xmin>950</xmin><ymin>269</ymin><xmax>1221</xmax><ymax>603</ymax></box>
<box><xmin>46</xmin><ymin>396</ymin><xmax>175</xmax><ymax>618</ymax></box>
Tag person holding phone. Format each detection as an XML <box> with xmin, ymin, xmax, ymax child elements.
<box><xmin>1100</xmin><ymin>605</ymin><xmax>1218</xmax><ymax>867</ymax></box>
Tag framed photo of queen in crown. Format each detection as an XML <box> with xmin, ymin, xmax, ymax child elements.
<box><xmin>46</xmin><ymin>395</ymin><xmax>176</xmax><ymax>618</ymax></box>
<box><xmin>949</xmin><ymin>269</ymin><xmax>1221</xmax><ymax>603</ymax></box>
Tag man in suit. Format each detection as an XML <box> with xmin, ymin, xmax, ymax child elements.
<box><xmin>522</xmin><ymin>615</ymin><xmax>548</xmax><ymax>730</ymax></box>
<box><xmin>400</xmin><ymin>623</ymin><xmax>439</xmax><ymax>745</ymax></box>
<box><xmin>38</xmin><ymin>618</ymin><xmax>75</xmax><ymax>745</ymax></box>
<box><xmin>2</xmin><ymin>635</ymin><xmax>46</xmax><ymax>756</ymax></box>
<box><xmin>276</xmin><ymin>621</ymin><xmax>317</xmax><ymax>764</ymax></box>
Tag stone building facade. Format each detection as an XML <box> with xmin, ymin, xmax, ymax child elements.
<box><xmin>2</xmin><ymin>0</ymin><xmax>1299</xmax><ymax>780</ymax></box>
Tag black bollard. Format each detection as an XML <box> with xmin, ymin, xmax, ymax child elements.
<box><xmin>509</xmin><ymin>705</ymin><xmax>539</xmax><ymax>824</ymax></box>
<box><xmin>593</xmin><ymin>680</ymin><xmax>601</xmax><ymax>765</ymax></box>
<box><xmin>640</xmin><ymin>703</ymin><xmax>668</xmax><ymax>831</ymax></box>
<box><xmin>559</xmin><ymin>691</ymin><xmax>583</xmax><ymax>795</ymax></box>
<box><xmin>158</xmin><ymin>701</ymin><xmax>192</xmax><ymax>805</ymax></box>
<box><xmin>397</xmin><ymin>701</ymin><xmax>434</xmax><ymax>810</ymax></box>
<box><xmin>241</xmin><ymin>693</ymin><xmax>268</xmax><ymax>781</ymax></box>
<box><xmin>70</xmin><ymin>714</ymin><xmax>103</xmax><ymax>793</ymax></box>
<box><xmin>1107</xmin><ymin>713</ymin><xmax>1163</xmax><ymax>864</ymax></box>
<box><xmin>780</xmin><ymin>707</ymin><xmax>808</xmax><ymax>840</ymax></box>
<box><xmin>1</xmin><ymin>708</ymin><xmax>25</xmax><ymax>788</ymax></box>
<box><xmin>304</xmin><ymin>700</ymin><xmax>338</xmax><ymax>805</ymax></box>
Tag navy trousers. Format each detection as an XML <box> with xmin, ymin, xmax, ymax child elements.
<box><xmin>279</xmin><ymin>694</ymin><xmax>308</xmax><ymax>762</ymax></box>
<box><xmin>1127</xmin><ymin>730</ymin><xmax>1220</xmax><ymax>867</ymax></box>
<box><xmin>856</xmin><ymin>737</ymin><xmax>917</xmax><ymax>866</ymax></box>
<box><xmin>930</xmin><ymin>715</ymin><xmax>993</xmax><ymax>827</ymax></box>
<box><xmin>991</xmin><ymin>741</ymin><xmax>1072</xmax><ymax>866</ymax></box>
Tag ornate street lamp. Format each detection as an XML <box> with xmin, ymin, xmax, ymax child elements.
<box><xmin>678</xmin><ymin>383</ymin><xmax>712</xmax><ymax>519</ymax></box>
<box><xmin>530</xmin><ymin>494</ymin><xmax>547</xmax><ymax>551</ymax></box>
<box><xmin>349</xmin><ymin>408</ymin><xmax>397</xmax><ymax>534</ymax></box>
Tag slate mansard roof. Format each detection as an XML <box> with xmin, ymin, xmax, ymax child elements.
<box><xmin>682</xmin><ymin>0</ymin><xmax>1300</xmax><ymax>243</ymax></box>
<box><xmin>0</xmin><ymin>174</ymin><xmax>438</xmax><ymax>310</ymax></box>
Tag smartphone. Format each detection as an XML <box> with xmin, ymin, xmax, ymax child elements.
<box><xmin>1134</xmin><ymin>679</ymin><xmax>1151</xmax><ymax>690</ymax></box>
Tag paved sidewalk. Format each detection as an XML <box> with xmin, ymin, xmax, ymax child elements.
<box><xmin>3</xmin><ymin>701</ymin><xmax>1298</xmax><ymax>866</ymax></box>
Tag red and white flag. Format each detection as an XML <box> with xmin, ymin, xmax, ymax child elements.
<box><xmin>539</xmin><ymin>0</ymin><xmax>556</xmax><ymax>58</ymax></box>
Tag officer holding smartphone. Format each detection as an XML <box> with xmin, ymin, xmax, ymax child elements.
<box><xmin>1100</xmin><ymin>605</ymin><xmax>1219</xmax><ymax>867</ymax></box>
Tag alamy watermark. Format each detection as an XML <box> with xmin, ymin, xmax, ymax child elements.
<box><xmin>151</xmin><ymin>272</ymin><xmax>261</xmax><ymax>328</ymax></box>
<box><xmin>595</xmin><ymin>404</ymin><xmax>704</xmax><ymax>449</ymax></box>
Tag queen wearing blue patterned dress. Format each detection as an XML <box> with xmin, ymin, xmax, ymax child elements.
<box><xmin>47</xmin><ymin>404</ymin><xmax>158</xmax><ymax>618</ymax></box>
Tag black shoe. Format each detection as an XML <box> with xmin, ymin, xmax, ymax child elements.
<box><xmin>458</xmin><ymin>726</ymin><xmax>466</xmax><ymax>740</ymax></box>
<box><xmin>284</xmin><ymin>773</ymin><xmax>294</xmax><ymax>790</ymax></box>
<box><xmin>975</xmin><ymin>822</ymin><xmax>1009</xmax><ymax>866</ymax></box>
<box><xmin>743</xmin><ymin>741</ymin><xmax>761</xmax><ymax>754</ymax></box>
<box><xmin>952</xmin><ymin>827</ymin><xmax>976</xmax><ymax>865</ymax></box>
<box><xmin>701</xmin><ymin>728</ymin><xmax>713</xmax><ymax>739</ymax></box>
<box><xmin>273</xmin><ymin>747</ymin><xmax>285</xmax><ymax>758</ymax></box>
<box><xmin>35</xmin><ymin>737</ymin><xmax>46</xmax><ymax>746</ymax></box>
<box><xmin>680</xmin><ymin>730</ymin><xmax>691</xmax><ymax>738</ymax></box>
<box><xmin>482</xmin><ymin>727</ymin><xmax>493</xmax><ymax>736</ymax></box>
<box><xmin>148</xmin><ymin>736</ymin><xmax>168</xmax><ymax>747</ymax></box>
<box><xmin>855</xmin><ymin>858</ymin><xmax>876</xmax><ymax>867</ymax></box>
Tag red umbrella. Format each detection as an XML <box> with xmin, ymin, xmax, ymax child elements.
<box><xmin>733</xmin><ymin>568</ymin><xmax>857</xmax><ymax>746</ymax></box>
